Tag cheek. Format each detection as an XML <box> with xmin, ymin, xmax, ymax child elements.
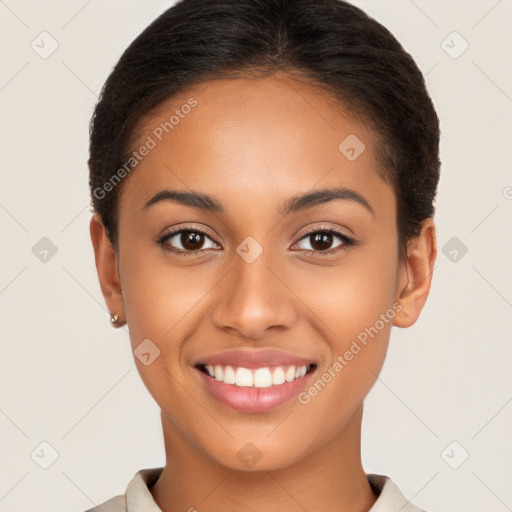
<box><xmin>296</xmin><ymin>241</ymin><xmax>399</xmax><ymax>344</ymax></box>
<box><xmin>119</xmin><ymin>256</ymin><xmax>201</xmax><ymax>424</ymax></box>
<box><xmin>119</xmin><ymin>248</ymin><xmax>221</xmax><ymax>395</ymax></box>
<box><xmin>121</xmin><ymin>248</ymin><xmax>212</xmax><ymax>344</ymax></box>
<box><xmin>292</xmin><ymin>273</ymin><xmax>396</xmax><ymax>453</ymax></box>
<box><xmin>290</xmin><ymin>241</ymin><xmax>398</xmax><ymax>410</ymax></box>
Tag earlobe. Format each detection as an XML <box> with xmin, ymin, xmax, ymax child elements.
<box><xmin>393</xmin><ymin>218</ymin><xmax>437</xmax><ymax>328</ymax></box>
<box><xmin>89</xmin><ymin>213</ymin><xmax>126</xmax><ymax>326</ymax></box>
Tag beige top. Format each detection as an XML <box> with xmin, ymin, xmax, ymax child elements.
<box><xmin>83</xmin><ymin>467</ymin><xmax>429</xmax><ymax>512</ymax></box>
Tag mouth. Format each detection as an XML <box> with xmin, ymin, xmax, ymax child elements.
<box><xmin>195</xmin><ymin>363</ymin><xmax>317</xmax><ymax>388</ymax></box>
<box><xmin>194</xmin><ymin>362</ymin><xmax>318</xmax><ymax>413</ymax></box>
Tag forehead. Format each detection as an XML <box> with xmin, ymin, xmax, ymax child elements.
<box><xmin>120</xmin><ymin>72</ymin><xmax>394</xmax><ymax>219</ymax></box>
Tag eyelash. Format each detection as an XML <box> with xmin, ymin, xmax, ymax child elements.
<box><xmin>156</xmin><ymin>225</ymin><xmax>357</xmax><ymax>257</ymax></box>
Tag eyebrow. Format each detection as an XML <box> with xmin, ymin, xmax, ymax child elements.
<box><xmin>142</xmin><ymin>187</ymin><xmax>374</xmax><ymax>216</ymax></box>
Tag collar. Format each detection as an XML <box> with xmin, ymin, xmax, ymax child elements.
<box><xmin>115</xmin><ymin>467</ymin><xmax>426</xmax><ymax>512</ymax></box>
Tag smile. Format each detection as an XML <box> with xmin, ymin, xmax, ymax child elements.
<box><xmin>198</xmin><ymin>363</ymin><xmax>314</xmax><ymax>388</ymax></box>
<box><xmin>195</xmin><ymin>362</ymin><xmax>317</xmax><ymax>413</ymax></box>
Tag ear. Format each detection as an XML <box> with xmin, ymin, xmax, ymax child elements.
<box><xmin>89</xmin><ymin>213</ymin><xmax>126</xmax><ymax>327</ymax></box>
<box><xmin>393</xmin><ymin>217</ymin><xmax>437</xmax><ymax>328</ymax></box>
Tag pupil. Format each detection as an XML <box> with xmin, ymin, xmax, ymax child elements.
<box><xmin>182</xmin><ymin>231</ymin><xmax>204</xmax><ymax>250</ymax></box>
<box><xmin>312</xmin><ymin>233</ymin><xmax>332</xmax><ymax>251</ymax></box>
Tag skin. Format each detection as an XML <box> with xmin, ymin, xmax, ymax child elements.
<box><xmin>90</xmin><ymin>71</ymin><xmax>436</xmax><ymax>512</ymax></box>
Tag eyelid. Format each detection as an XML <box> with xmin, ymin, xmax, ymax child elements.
<box><xmin>295</xmin><ymin>223</ymin><xmax>355</xmax><ymax>242</ymax></box>
<box><xmin>160</xmin><ymin>224</ymin><xmax>218</xmax><ymax>241</ymax></box>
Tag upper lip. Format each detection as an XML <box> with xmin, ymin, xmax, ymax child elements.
<box><xmin>195</xmin><ymin>348</ymin><xmax>315</xmax><ymax>369</ymax></box>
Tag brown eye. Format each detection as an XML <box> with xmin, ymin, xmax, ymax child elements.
<box><xmin>180</xmin><ymin>230</ymin><xmax>206</xmax><ymax>251</ymax></box>
<box><xmin>309</xmin><ymin>232</ymin><xmax>335</xmax><ymax>251</ymax></box>
<box><xmin>157</xmin><ymin>227</ymin><xmax>220</xmax><ymax>255</ymax></box>
<box><xmin>294</xmin><ymin>227</ymin><xmax>356</xmax><ymax>256</ymax></box>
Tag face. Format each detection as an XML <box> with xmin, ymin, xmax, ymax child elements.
<box><xmin>95</xmin><ymin>72</ymin><xmax>430</xmax><ymax>472</ymax></box>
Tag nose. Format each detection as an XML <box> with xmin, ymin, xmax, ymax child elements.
<box><xmin>210</xmin><ymin>247</ymin><xmax>298</xmax><ymax>341</ymax></box>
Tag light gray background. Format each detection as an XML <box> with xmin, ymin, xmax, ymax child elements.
<box><xmin>1</xmin><ymin>1</ymin><xmax>511</xmax><ymax>511</ymax></box>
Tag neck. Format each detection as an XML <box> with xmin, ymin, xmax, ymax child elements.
<box><xmin>151</xmin><ymin>404</ymin><xmax>378</xmax><ymax>512</ymax></box>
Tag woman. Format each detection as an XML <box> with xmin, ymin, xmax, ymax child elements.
<box><xmin>87</xmin><ymin>0</ymin><xmax>439</xmax><ymax>510</ymax></box>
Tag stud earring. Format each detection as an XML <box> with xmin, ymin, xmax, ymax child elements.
<box><xmin>110</xmin><ymin>313</ymin><xmax>120</xmax><ymax>325</ymax></box>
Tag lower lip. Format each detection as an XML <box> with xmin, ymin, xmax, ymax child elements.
<box><xmin>197</xmin><ymin>367</ymin><xmax>315</xmax><ymax>413</ymax></box>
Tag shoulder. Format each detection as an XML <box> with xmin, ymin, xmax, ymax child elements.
<box><xmin>79</xmin><ymin>467</ymin><xmax>164</xmax><ymax>512</ymax></box>
<box><xmin>81</xmin><ymin>494</ymin><xmax>126</xmax><ymax>512</ymax></box>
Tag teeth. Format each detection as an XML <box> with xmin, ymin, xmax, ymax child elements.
<box><xmin>272</xmin><ymin>367</ymin><xmax>285</xmax><ymax>385</ymax></box>
<box><xmin>235</xmin><ymin>367</ymin><xmax>253</xmax><ymax>387</ymax></box>
<box><xmin>223</xmin><ymin>365</ymin><xmax>236</xmax><ymax>384</ymax></box>
<box><xmin>295</xmin><ymin>366</ymin><xmax>307</xmax><ymax>378</ymax></box>
<box><xmin>253</xmin><ymin>368</ymin><xmax>272</xmax><ymax>388</ymax></box>
<box><xmin>285</xmin><ymin>366</ymin><xmax>296</xmax><ymax>382</ymax></box>
<box><xmin>204</xmin><ymin>364</ymin><xmax>310</xmax><ymax>388</ymax></box>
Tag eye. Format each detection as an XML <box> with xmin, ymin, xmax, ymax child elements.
<box><xmin>156</xmin><ymin>226</ymin><xmax>221</xmax><ymax>256</ymax></box>
<box><xmin>156</xmin><ymin>225</ymin><xmax>357</xmax><ymax>257</ymax></box>
<box><xmin>293</xmin><ymin>226</ymin><xmax>357</xmax><ymax>255</ymax></box>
